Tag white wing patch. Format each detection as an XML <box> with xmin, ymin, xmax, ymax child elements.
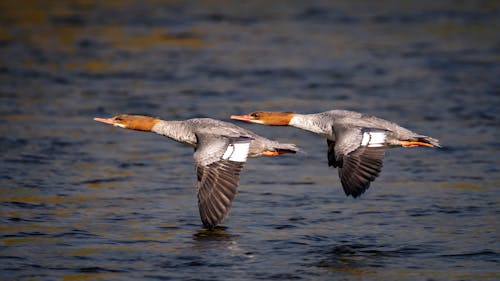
<box><xmin>361</xmin><ymin>131</ymin><xmax>386</xmax><ymax>147</ymax></box>
<box><xmin>222</xmin><ymin>142</ymin><xmax>250</xmax><ymax>162</ymax></box>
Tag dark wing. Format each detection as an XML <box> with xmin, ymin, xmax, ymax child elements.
<box><xmin>327</xmin><ymin>139</ymin><xmax>339</xmax><ymax>167</ymax></box>
<box><xmin>331</xmin><ymin>127</ymin><xmax>386</xmax><ymax>197</ymax></box>
<box><xmin>338</xmin><ymin>146</ymin><xmax>385</xmax><ymax>197</ymax></box>
<box><xmin>194</xmin><ymin>134</ymin><xmax>251</xmax><ymax>229</ymax></box>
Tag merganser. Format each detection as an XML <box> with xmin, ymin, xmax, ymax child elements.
<box><xmin>231</xmin><ymin>110</ymin><xmax>440</xmax><ymax>198</ymax></box>
<box><xmin>94</xmin><ymin>114</ymin><xmax>298</xmax><ymax>229</ymax></box>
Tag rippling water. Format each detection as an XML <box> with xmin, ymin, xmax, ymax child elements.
<box><xmin>1</xmin><ymin>1</ymin><xmax>499</xmax><ymax>280</ymax></box>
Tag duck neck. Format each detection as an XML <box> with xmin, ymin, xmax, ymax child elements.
<box><xmin>151</xmin><ymin>120</ymin><xmax>197</xmax><ymax>147</ymax></box>
<box><xmin>289</xmin><ymin>114</ymin><xmax>332</xmax><ymax>136</ymax></box>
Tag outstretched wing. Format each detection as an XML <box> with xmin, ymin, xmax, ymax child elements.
<box><xmin>338</xmin><ymin>146</ymin><xmax>385</xmax><ymax>197</ymax></box>
<box><xmin>193</xmin><ymin>134</ymin><xmax>251</xmax><ymax>228</ymax></box>
<box><xmin>330</xmin><ymin>127</ymin><xmax>386</xmax><ymax>197</ymax></box>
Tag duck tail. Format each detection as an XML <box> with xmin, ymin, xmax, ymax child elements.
<box><xmin>276</xmin><ymin>143</ymin><xmax>300</xmax><ymax>154</ymax></box>
<box><xmin>418</xmin><ymin>136</ymin><xmax>441</xmax><ymax>147</ymax></box>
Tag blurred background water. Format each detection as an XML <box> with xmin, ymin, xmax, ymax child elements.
<box><xmin>1</xmin><ymin>0</ymin><xmax>499</xmax><ymax>280</ymax></box>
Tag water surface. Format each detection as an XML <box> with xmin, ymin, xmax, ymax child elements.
<box><xmin>1</xmin><ymin>1</ymin><xmax>499</xmax><ymax>280</ymax></box>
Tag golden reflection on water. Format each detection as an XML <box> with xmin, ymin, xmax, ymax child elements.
<box><xmin>62</xmin><ymin>59</ymin><xmax>121</xmax><ymax>74</ymax></box>
<box><xmin>2</xmin><ymin>236</ymin><xmax>63</xmax><ymax>246</ymax></box>
<box><xmin>444</xmin><ymin>182</ymin><xmax>487</xmax><ymax>190</ymax></box>
<box><xmin>0</xmin><ymin>224</ymin><xmax>60</xmax><ymax>233</ymax></box>
<box><xmin>62</xmin><ymin>272</ymin><xmax>120</xmax><ymax>281</ymax></box>
<box><xmin>320</xmin><ymin>265</ymin><xmax>498</xmax><ymax>280</ymax></box>
<box><xmin>1</xmin><ymin>0</ymin><xmax>204</xmax><ymax>75</ymax></box>
<box><xmin>0</xmin><ymin>191</ymin><xmax>104</xmax><ymax>205</ymax></box>
<box><xmin>321</xmin><ymin>265</ymin><xmax>377</xmax><ymax>278</ymax></box>
<box><xmin>97</xmin><ymin>26</ymin><xmax>204</xmax><ymax>51</ymax></box>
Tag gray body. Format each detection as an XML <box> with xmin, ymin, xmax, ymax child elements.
<box><xmin>152</xmin><ymin>118</ymin><xmax>296</xmax><ymax>158</ymax></box>
<box><xmin>290</xmin><ymin>110</ymin><xmax>439</xmax><ymax>147</ymax></box>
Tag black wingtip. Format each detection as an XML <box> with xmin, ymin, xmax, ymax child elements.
<box><xmin>342</xmin><ymin>181</ymin><xmax>371</xmax><ymax>198</ymax></box>
<box><xmin>200</xmin><ymin>217</ymin><xmax>217</xmax><ymax>229</ymax></box>
<box><xmin>201</xmin><ymin>215</ymin><xmax>224</xmax><ymax>230</ymax></box>
<box><xmin>202</xmin><ymin>222</ymin><xmax>217</xmax><ymax>230</ymax></box>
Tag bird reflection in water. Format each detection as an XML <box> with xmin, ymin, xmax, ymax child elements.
<box><xmin>192</xmin><ymin>227</ymin><xmax>254</xmax><ymax>259</ymax></box>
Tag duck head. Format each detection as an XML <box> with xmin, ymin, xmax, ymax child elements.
<box><xmin>94</xmin><ymin>114</ymin><xmax>159</xmax><ymax>131</ymax></box>
<box><xmin>230</xmin><ymin>111</ymin><xmax>294</xmax><ymax>126</ymax></box>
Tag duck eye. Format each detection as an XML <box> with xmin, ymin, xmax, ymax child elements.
<box><xmin>250</xmin><ymin>113</ymin><xmax>260</xmax><ymax>118</ymax></box>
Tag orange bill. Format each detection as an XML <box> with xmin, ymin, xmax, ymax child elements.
<box><xmin>230</xmin><ymin>115</ymin><xmax>252</xmax><ymax>122</ymax></box>
<box><xmin>94</xmin><ymin>117</ymin><xmax>115</xmax><ymax>125</ymax></box>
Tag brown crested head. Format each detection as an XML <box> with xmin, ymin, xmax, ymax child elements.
<box><xmin>94</xmin><ymin>114</ymin><xmax>160</xmax><ymax>131</ymax></box>
<box><xmin>230</xmin><ymin>111</ymin><xmax>294</xmax><ymax>126</ymax></box>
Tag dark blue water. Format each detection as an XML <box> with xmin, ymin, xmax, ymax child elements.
<box><xmin>1</xmin><ymin>1</ymin><xmax>499</xmax><ymax>280</ymax></box>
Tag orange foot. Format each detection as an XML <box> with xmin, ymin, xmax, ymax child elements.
<box><xmin>400</xmin><ymin>140</ymin><xmax>434</xmax><ymax>147</ymax></box>
<box><xmin>262</xmin><ymin>150</ymin><xmax>280</xmax><ymax>156</ymax></box>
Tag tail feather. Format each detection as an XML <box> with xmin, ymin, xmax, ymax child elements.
<box><xmin>276</xmin><ymin>143</ymin><xmax>300</xmax><ymax>154</ymax></box>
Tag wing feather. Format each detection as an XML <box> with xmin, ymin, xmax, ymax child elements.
<box><xmin>195</xmin><ymin>160</ymin><xmax>246</xmax><ymax>228</ymax></box>
<box><xmin>329</xmin><ymin>126</ymin><xmax>386</xmax><ymax>197</ymax></box>
<box><xmin>338</xmin><ymin>147</ymin><xmax>385</xmax><ymax>197</ymax></box>
<box><xmin>194</xmin><ymin>135</ymin><xmax>251</xmax><ymax>229</ymax></box>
